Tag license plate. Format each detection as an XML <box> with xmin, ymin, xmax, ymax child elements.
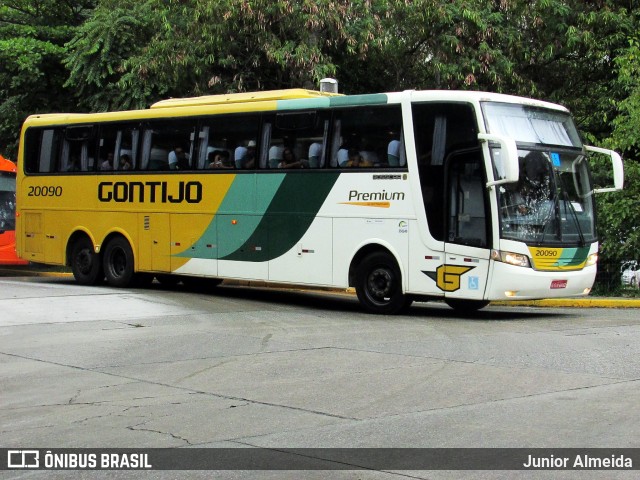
<box><xmin>550</xmin><ymin>280</ymin><xmax>568</xmax><ymax>289</ymax></box>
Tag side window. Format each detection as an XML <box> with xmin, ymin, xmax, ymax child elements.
<box><xmin>98</xmin><ymin>124</ymin><xmax>140</xmax><ymax>171</ymax></box>
<box><xmin>197</xmin><ymin>115</ymin><xmax>261</xmax><ymax>170</ymax></box>
<box><xmin>59</xmin><ymin>126</ymin><xmax>95</xmax><ymax>173</ymax></box>
<box><xmin>412</xmin><ymin>103</ymin><xmax>480</xmax><ymax>242</ymax></box>
<box><xmin>141</xmin><ymin>120</ymin><xmax>197</xmax><ymax>171</ymax></box>
<box><xmin>263</xmin><ymin>111</ymin><xmax>329</xmax><ymax>169</ymax></box>
<box><xmin>24</xmin><ymin>128</ymin><xmax>62</xmax><ymax>174</ymax></box>
<box><xmin>330</xmin><ymin>105</ymin><xmax>404</xmax><ymax>169</ymax></box>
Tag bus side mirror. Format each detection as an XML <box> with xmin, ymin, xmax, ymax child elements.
<box><xmin>478</xmin><ymin>133</ymin><xmax>519</xmax><ymax>187</ymax></box>
<box><xmin>584</xmin><ymin>145</ymin><xmax>624</xmax><ymax>193</ymax></box>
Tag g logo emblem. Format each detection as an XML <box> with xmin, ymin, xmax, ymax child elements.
<box><xmin>424</xmin><ymin>265</ymin><xmax>475</xmax><ymax>292</ymax></box>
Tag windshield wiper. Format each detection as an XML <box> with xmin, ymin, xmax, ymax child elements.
<box><xmin>537</xmin><ymin>192</ymin><xmax>559</xmax><ymax>245</ymax></box>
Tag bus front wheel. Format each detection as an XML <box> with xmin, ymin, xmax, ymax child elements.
<box><xmin>70</xmin><ymin>237</ymin><xmax>103</xmax><ymax>285</ymax></box>
<box><xmin>355</xmin><ymin>252</ymin><xmax>407</xmax><ymax>314</ymax></box>
<box><xmin>103</xmin><ymin>237</ymin><xmax>135</xmax><ymax>287</ymax></box>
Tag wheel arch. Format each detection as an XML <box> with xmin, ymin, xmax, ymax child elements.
<box><xmin>348</xmin><ymin>241</ymin><xmax>406</xmax><ymax>291</ymax></box>
<box><xmin>101</xmin><ymin>229</ymin><xmax>138</xmax><ymax>271</ymax></box>
<box><xmin>65</xmin><ymin>229</ymin><xmax>98</xmax><ymax>267</ymax></box>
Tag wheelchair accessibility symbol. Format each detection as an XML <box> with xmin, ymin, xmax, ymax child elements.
<box><xmin>468</xmin><ymin>276</ymin><xmax>479</xmax><ymax>290</ymax></box>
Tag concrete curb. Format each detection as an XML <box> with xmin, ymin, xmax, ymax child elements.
<box><xmin>0</xmin><ymin>267</ymin><xmax>72</xmax><ymax>278</ymax></box>
<box><xmin>491</xmin><ymin>298</ymin><xmax>640</xmax><ymax>308</ymax></box>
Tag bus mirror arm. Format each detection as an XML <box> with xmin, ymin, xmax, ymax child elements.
<box><xmin>478</xmin><ymin>133</ymin><xmax>519</xmax><ymax>187</ymax></box>
<box><xmin>584</xmin><ymin>145</ymin><xmax>624</xmax><ymax>193</ymax></box>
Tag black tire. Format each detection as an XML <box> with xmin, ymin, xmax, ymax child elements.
<box><xmin>445</xmin><ymin>298</ymin><xmax>490</xmax><ymax>313</ymax></box>
<box><xmin>355</xmin><ymin>252</ymin><xmax>407</xmax><ymax>314</ymax></box>
<box><xmin>70</xmin><ymin>237</ymin><xmax>103</xmax><ymax>285</ymax></box>
<box><xmin>103</xmin><ymin>237</ymin><xmax>135</xmax><ymax>287</ymax></box>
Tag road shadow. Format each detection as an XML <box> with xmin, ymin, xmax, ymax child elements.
<box><xmin>13</xmin><ymin>274</ymin><xmax>570</xmax><ymax>321</ymax></box>
<box><xmin>148</xmin><ymin>279</ymin><xmax>564</xmax><ymax>321</ymax></box>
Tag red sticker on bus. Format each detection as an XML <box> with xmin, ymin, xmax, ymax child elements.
<box><xmin>550</xmin><ymin>280</ymin><xmax>568</xmax><ymax>289</ymax></box>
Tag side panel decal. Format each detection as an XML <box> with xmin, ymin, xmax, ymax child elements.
<box><xmin>528</xmin><ymin>246</ymin><xmax>590</xmax><ymax>271</ymax></box>
<box><xmin>178</xmin><ymin>173</ymin><xmax>340</xmax><ymax>263</ymax></box>
<box><xmin>222</xmin><ymin>173</ymin><xmax>340</xmax><ymax>262</ymax></box>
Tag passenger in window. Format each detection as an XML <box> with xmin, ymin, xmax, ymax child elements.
<box><xmin>268</xmin><ymin>144</ymin><xmax>284</xmax><ymax>168</ymax></box>
<box><xmin>235</xmin><ymin>140</ymin><xmax>256</xmax><ymax>169</ymax></box>
<box><xmin>119</xmin><ymin>154</ymin><xmax>132</xmax><ymax>170</ymax></box>
<box><xmin>345</xmin><ymin>148</ymin><xmax>372</xmax><ymax>168</ymax></box>
<box><xmin>360</xmin><ymin>149</ymin><xmax>378</xmax><ymax>166</ymax></box>
<box><xmin>278</xmin><ymin>148</ymin><xmax>303</xmax><ymax>169</ymax></box>
<box><xmin>219</xmin><ymin>150</ymin><xmax>234</xmax><ymax>169</ymax></box>
<box><xmin>308</xmin><ymin>142</ymin><xmax>322</xmax><ymax>168</ymax></box>
<box><xmin>101</xmin><ymin>153</ymin><xmax>114</xmax><ymax>171</ymax></box>
<box><xmin>358</xmin><ymin>140</ymin><xmax>378</xmax><ymax>166</ymax></box>
<box><xmin>208</xmin><ymin>150</ymin><xmax>234</xmax><ymax>169</ymax></box>
<box><xmin>169</xmin><ymin>146</ymin><xmax>189</xmax><ymax>170</ymax></box>
<box><xmin>387</xmin><ymin>139</ymin><xmax>400</xmax><ymax>166</ymax></box>
<box><xmin>67</xmin><ymin>156</ymin><xmax>81</xmax><ymax>172</ymax></box>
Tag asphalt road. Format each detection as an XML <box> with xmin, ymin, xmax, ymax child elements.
<box><xmin>1</xmin><ymin>275</ymin><xmax>639</xmax><ymax>479</ymax></box>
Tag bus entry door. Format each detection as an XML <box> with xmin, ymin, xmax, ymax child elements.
<box><xmin>442</xmin><ymin>151</ymin><xmax>490</xmax><ymax>300</ymax></box>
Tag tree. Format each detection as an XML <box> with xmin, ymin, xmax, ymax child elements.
<box><xmin>64</xmin><ymin>0</ymin><xmax>389</xmax><ymax>111</ymax></box>
<box><xmin>337</xmin><ymin>0</ymin><xmax>520</xmax><ymax>94</ymax></box>
<box><xmin>593</xmin><ymin>34</ymin><xmax>640</xmax><ymax>289</ymax></box>
<box><xmin>0</xmin><ymin>0</ymin><xmax>95</xmax><ymax>157</ymax></box>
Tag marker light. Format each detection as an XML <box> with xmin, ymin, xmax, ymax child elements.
<box><xmin>586</xmin><ymin>253</ymin><xmax>598</xmax><ymax>267</ymax></box>
<box><xmin>491</xmin><ymin>249</ymin><xmax>531</xmax><ymax>268</ymax></box>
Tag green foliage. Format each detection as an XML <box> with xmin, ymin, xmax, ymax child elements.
<box><xmin>610</xmin><ymin>38</ymin><xmax>640</xmax><ymax>156</ymax></box>
<box><xmin>0</xmin><ymin>0</ymin><xmax>95</xmax><ymax>157</ymax></box>
<box><xmin>593</xmin><ymin>159</ymin><xmax>640</xmax><ymax>262</ymax></box>
<box><xmin>339</xmin><ymin>0</ymin><xmax>519</xmax><ymax>93</ymax></box>
<box><xmin>62</xmin><ymin>0</ymin><xmax>390</xmax><ymax>109</ymax></box>
<box><xmin>64</xmin><ymin>1</ymin><xmax>165</xmax><ymax>111</ymax></box>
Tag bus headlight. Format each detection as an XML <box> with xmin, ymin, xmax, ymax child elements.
<box><xmin>491</xmin><ymin>249</ymin><xmax>531</xmax><ymax>268</ymax></box>
<box><xmin>586</xmin><ymin>253</ymin><xmax>598</xmax><ymax>266</ymax></box>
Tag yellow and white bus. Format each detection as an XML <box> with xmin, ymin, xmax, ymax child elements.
<box><xmin>16</xmin><ymin>87</ymin><xmax>623</xmax><ymax>313</ymax></box>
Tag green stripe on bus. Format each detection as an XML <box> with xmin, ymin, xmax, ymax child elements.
<box><xmin>177</xmin><ymin>174</ymin><xmax>286</xmax><ymax>259</ymax></box>
<box><xmin>277</xmin><ymin>98</ymin><xmax>332</xmax><ymax>110</ymax></box>
<box><xmin>329</xmin><ymin>94</ymin><xmax>388</xmax><ymax>107</ymax></box>
<box><xmin>221</xmin><ymin>172</ymin><xmax>340</xmax><ymax>262</ymax></box>
<box><xmin>558</xmin><ymin>247</ymin><xmax>590</xmax><ymax>267</ymax></box>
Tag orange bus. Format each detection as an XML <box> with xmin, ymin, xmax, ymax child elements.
<box><xmin>0</xmin><ymin>155</ymin><xmax>28</xmax><ymax>265</ymax></box>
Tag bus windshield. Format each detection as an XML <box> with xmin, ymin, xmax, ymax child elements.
<box><xmin>495</xmin><ymin>149</ymin><xmax>595</xmax><ymax>245</ymax></box>
<box><xmin>482</xmin><ymin>102</ymin><xmax>595</xmax><ymax>246</ymax></box>
<box><xmin>0</xmin><ymin>172</ymin><xmax>17</xmax><ymax>232</ymax></box>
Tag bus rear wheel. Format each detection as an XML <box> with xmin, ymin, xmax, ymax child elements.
<box><xmin>103</xmin><ymin>237</ymin><xmax>135</xmax><ymax>287</ymax></box>
<box><xmin>70</xmin><ymin>237</ymin><xmax>103</xmax><ymax>285</ymax></box>
<box><xmin>355</xmin><ymin>252</ymin><xmax>407</xmax><ymax>314</ymax></box>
